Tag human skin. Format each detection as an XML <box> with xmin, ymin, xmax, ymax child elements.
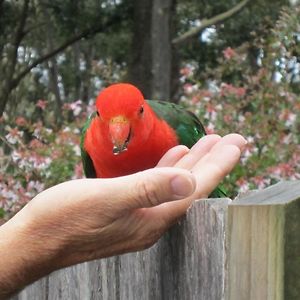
<box><xmin>0</xmin><ymin>133</ymin><xmax>246</xmax><ymax>299</ymax></box>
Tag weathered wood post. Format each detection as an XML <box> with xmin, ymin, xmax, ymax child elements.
<box><xmin>14</xmin><ymin>199</ymin><xmax>230</xmax><ymax>300</ymax></box>
<box><xmin>14</xmin><ymin>181</ymin><xmax>300</xmax><ymax>300</ymax></box>
<box><xmin>226</xmin><ymin>181</ymin><xmax>300</xmax><ymax>300</ymax></box>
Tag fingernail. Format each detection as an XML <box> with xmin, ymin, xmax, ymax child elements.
<box><xmin>171</xmin><ymin>174</ymin><xmax>195</xmax><ymax>199</ymax></box>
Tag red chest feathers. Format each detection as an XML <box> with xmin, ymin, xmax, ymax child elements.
<box><xmin>85</xmin><ymin>118</ymin><xmax>178</xmax><ymax>178</ymax></box>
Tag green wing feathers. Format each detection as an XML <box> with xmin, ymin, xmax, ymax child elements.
<box><xmin>147</xmin><ymin>100</ymin><xmax>206</xmax><ymax>148</ymax></box>
<box><xmin>80</xmin><ymin>112</ymin><xmax>97</xmax><ymax>178</ymax></box>
<box><xmin>147</xmin><ymin>100</ymin><xmax>227</xmax><ymax>198</ymax></box>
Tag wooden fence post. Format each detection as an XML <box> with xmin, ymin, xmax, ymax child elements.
<box><xmin>14</xmin><ymin>199</ymin><xmax>230</xmax><ymax>300</ymax></box>
<box><xmin>14</xmin><ymin>181</ymin><xmax>300</xmax><ymax>300</ymax></box>
<box><xmin>226</xmin><ymin>181</ymin><xmax>300</xmax><ymax>300</ymax></box>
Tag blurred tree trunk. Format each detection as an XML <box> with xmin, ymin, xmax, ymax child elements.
<box><xmin>43</xmin><ymin>7</ymin><xmax>63</xmax><ymax>127</ymax></box>
<box><xmin>47</xmin><ymin>58</ymin><xmax>63</xmax><ymax>127</ymax></box>
<box><xmin>128</xmin><ymin>0</ymin><xmax>177</xmax><ymax>101</ymax></box>
<box><xmin>73</xmin><ymin>42</ymin><xmax>81</xmax><ymax>101</ymax></box>
<box><xmin>0</xmin><ymin>0</ymin><xmax>30</xmax><ymax>116</ymax></box>
<box><xmin>81</xmin><ymin>44</ymin><xmax>95</xmax><ymax>103</ymax></box>
<box><xmin>128</xmin><ymin>0</ymin><xmax>153</xmax><ymax>98</ymax></box>
<box><xmin>151</xmin><ymin>0</ymin><xmax>176</xmax><ymax>100</ymax></box>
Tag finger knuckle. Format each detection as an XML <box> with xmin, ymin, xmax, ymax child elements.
<box><xmin>135</xmin><ymin>180</ymin><xmax>161</xmax><ymax>207</ymax></box>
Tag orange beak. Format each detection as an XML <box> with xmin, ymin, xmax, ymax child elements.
<box><xmin>109</xmin><ymin>116</ymin><xmax>131</xmax><ymax>155</ymax></box>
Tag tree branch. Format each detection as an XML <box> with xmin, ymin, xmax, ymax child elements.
<box><xmin>23</xmin><ymin>22</ymin><xmax>48</xmax><ymax>39</ymax></box>
<box><xmin>172</xmin><ymin>0</ymin><xmax>251</xmax><ymax>46</ymax></box>
<box><xmin>7</xmin><ymin>0</ymin><xmax>30</xmax><ymax>84</ymax></box>
<box><xmin>15</xmin><ymin>0</ymin><xmax>30</xmax><ymax>45</ymax></box>
<box><xmin>0</xmin><ymin>0</ymin><xmax>5</xmax><ymax>19</ymax></box>
<box><xmin>10</xmin><ymin>12</ymin><xmax>123</xmax><ymax>90</ymax></box>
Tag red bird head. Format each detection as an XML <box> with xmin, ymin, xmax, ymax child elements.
<box><xmin>95</xmin><ymin>83</ymin><xmax>153</xmax><ymax>155</ymax></box>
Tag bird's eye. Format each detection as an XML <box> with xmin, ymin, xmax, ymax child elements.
<box><xmin>139</xmin><ymin>106</ymin><xmax>144</xmax><ymax>115</ymax></box>
<box><xmin>96</xmin><ymin>111</ymin><xmax>100</xmax><ymax>117</ymax></box>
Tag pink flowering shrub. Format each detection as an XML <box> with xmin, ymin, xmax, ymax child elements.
<box><xmin>180</xmin><ymin>7</ymin><xmax>300</xmax><ymax>196</ymax></box>
<box><xmin>181</xmin><ymin>74</ymin><xmax>299</xmax><ymax>195</ymax></box>
<box><xmin>0</xmin><ymin>101</ymin><xmax>92</xmax><ymax>220</ymax></box>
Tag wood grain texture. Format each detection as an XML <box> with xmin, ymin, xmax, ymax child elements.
<box><xmin>14</xmin><ymin>198</ymin><xmax>230</xmax><ymax>300</ymax></box>
<box><xmin>226</xmin><ymin>181</ymin><xmax>300</xmax><ymax>300</ymax></box>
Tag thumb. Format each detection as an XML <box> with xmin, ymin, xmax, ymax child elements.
<box><xmin>105</xmin><ymin>168</ymin><xmax>196</xmax><ymax>211</ymax></box>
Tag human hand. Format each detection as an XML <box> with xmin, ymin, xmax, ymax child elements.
<box><xmin>0</xmin><ymin>133</ymin><xmax>246</xmax><ymax>297</ymax></box>
<box><xmin>156</xmin><ymin>133</ymin><xmax>245</xmax><ymax>212</ymax></box>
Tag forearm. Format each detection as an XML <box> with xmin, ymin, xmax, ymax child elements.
<box><xmin>0</xmin><ymin>213</ymin><xmax>61</xmax><ymax>299</ymax></box>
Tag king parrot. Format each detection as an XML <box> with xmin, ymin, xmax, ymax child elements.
<box><xmin>81</xmin><ymin>83</ymin><xmax>226</xmax><ymax>198</ymax></box>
